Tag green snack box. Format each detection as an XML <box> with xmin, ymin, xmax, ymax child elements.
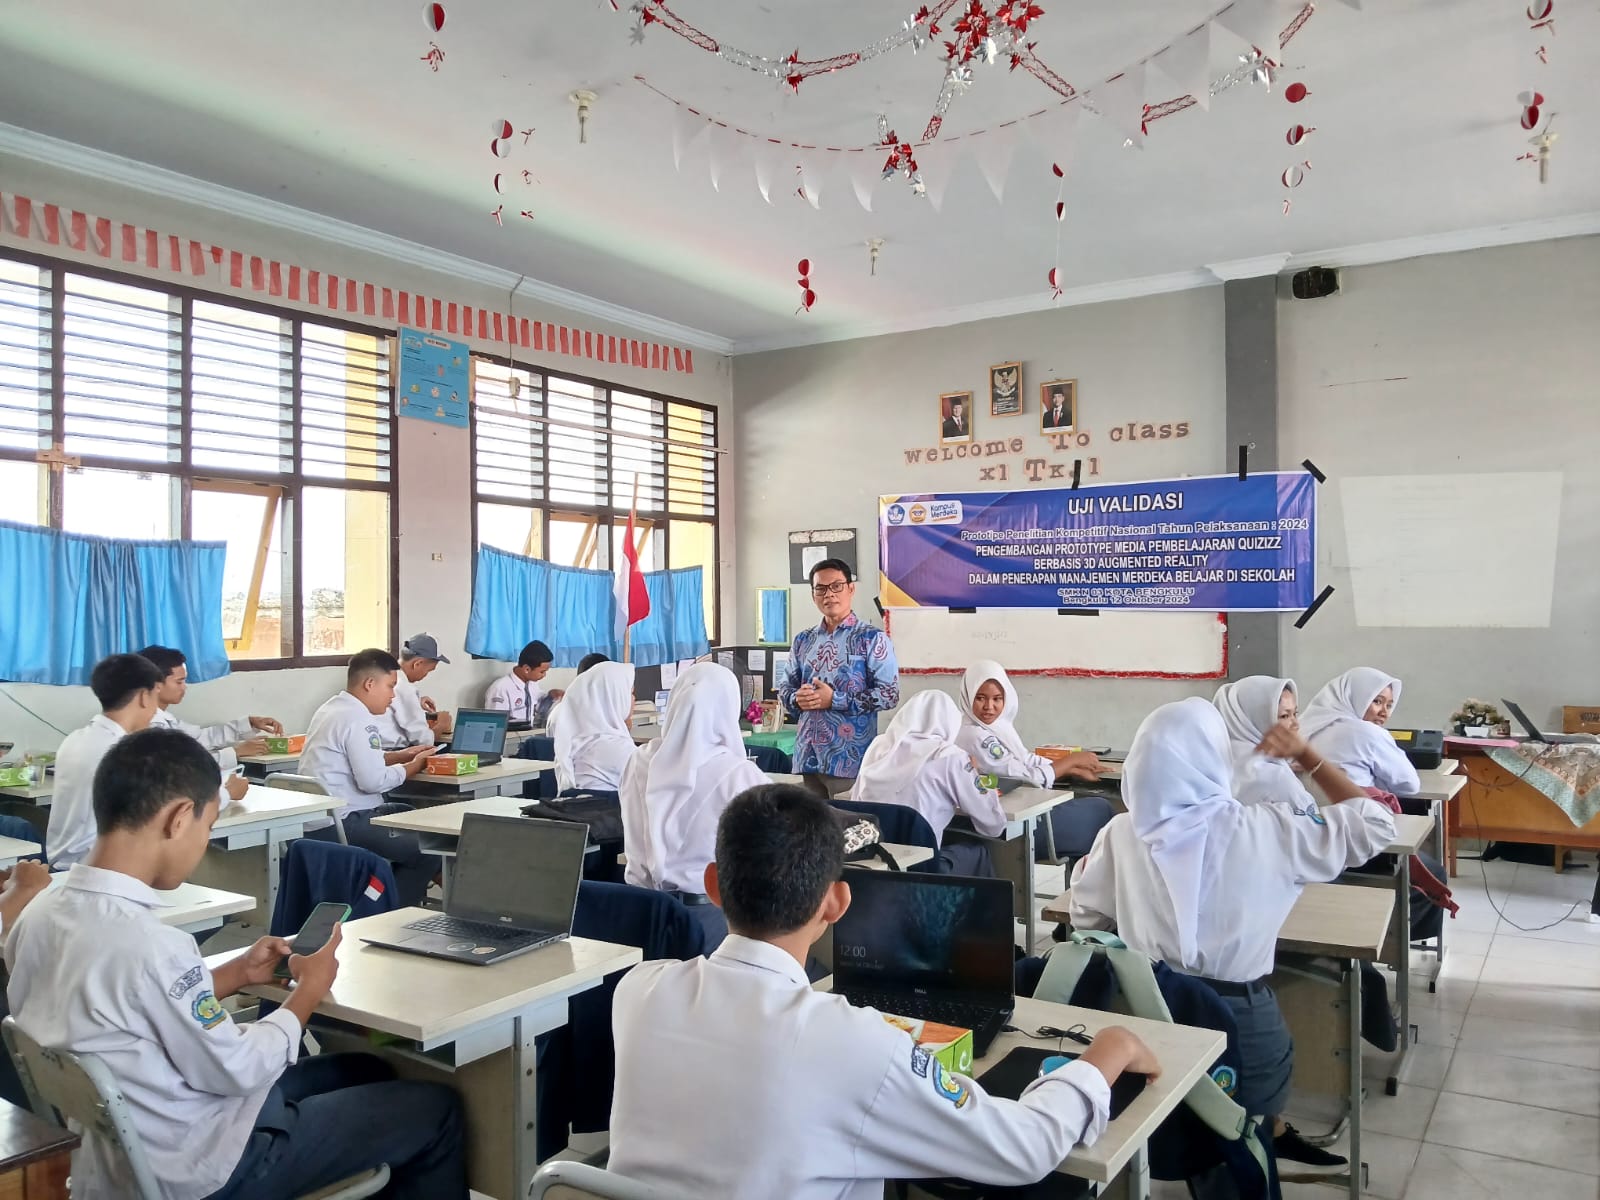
<box><xmin>882</xmin><ymin>1014</ymin><xmax>976</xmax><ymax>1077</ymax></box>
<box><xmin>424</xmin><ymin>753</ymin><xmax>479</xmax><ymax>776</ymax></box>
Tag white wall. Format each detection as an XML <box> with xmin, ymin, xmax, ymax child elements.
<box><xmin>0</xmin><ymin>155</ymin><xmax>733</xmax><ymax>753</ymax></box>
<box><xmin>1279</xmin><ymin>236</ymin><xmax>1600</xmax><ymax>731</ymax></box>
<box><xmin>732</xmin><ymin>288</ymin><xmax>1229</xmax><ymax>748</ymax></box>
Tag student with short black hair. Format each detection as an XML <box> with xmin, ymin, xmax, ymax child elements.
<box><xmin>300</xmin><ymin>649</ymin><xmax>439</xmax><ymax>906</ymax></box>
<box><xmin>608</xmin><ymin>783</ymin><xmax>1158</xmax><ymax>1198</ymax></box>
<box><xmin>46</xmin><ymin>653</ymin><xmax>167</xmax><ymax>867</ymax></box>
<box><xmin>576</xmin><ymin>652</ymin><xmax>611</xmax><ymax>675</ymax></box>
<box><xmin>6</xmin><ymin>728</ymin><xmax>467</xmax><ymax>1200</ymax></box>
<box><xmin>484</xmin><ymin>639</ymin><xmax>563</xmax><ymax>725</ymax></box>
<box><xmin>139</xmin><ymin>644</ymin><xmax>284</xmax><ymax>770</ymax></box>
<box><xmin>545</xmin><ymin>653</ymin><xmax>611</xmax><ymax>741</ymax></box>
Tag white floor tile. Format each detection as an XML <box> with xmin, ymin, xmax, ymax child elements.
<box><xmin>1444</xmin><ymin>1048</ymin><xmax>1600</xmax><ymax>1118</ymax></box>
<box><xmin>1467</xmin><ymin>981</ymin><xmax>1600</xmax><ymax>1033</ymax></box>
<box><xmin>1367</xmin><ymin>1043</ymin><xmax>1455</xmax><ymax>1092</ymax></box>
<box><xmin>1363</xmin><ymin>1084</ymin><xmax>1440</xmax><ymax>1141</ymax></box>
<box><xmin>1439</xmin><ymin>929</ymin><xmax>1495</xmax><ymax>957</ymax></box>
<box><xmin>1486</xmin><ymin>932</ymin><xmax>1600</xmax><ymax>969</ymax></box>
<box><xmin>1425</xmin><ymin>1092</ymin><xmax>1600</xmax><ymax>1177</ymax></box>
<box><xmin>1402</xmin><ymin>1143</ymin><xmax>1599</xmax><ymax>1200</ymax></box>
<box><xmin>1477</xmin><ymin>954</ymin><xmax>1600</xmax><ymax>990</ymax></box>
<box><xmin>1457</xmin><ymin>1012</ymin><xmax>1600</xmax><ymax>1071</ymax></box>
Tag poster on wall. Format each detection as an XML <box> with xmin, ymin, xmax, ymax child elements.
<box><xmin>879</xmin><ymin>471</ymin><xmax>1316</xmax><ymax>612</ymax></box>
<box><xmin>396</xmin><ymin>326</ymin><xmax>470</xmax><ymax>428</ymax></box>
<box><xmin>788</xmin><ymin>529</ymin><xmax>857</xmax><ymax>585</ymax></box>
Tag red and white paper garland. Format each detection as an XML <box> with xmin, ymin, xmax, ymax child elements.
<box><xmin>0</xmin><ymin>192</ymin><xmax>697</xmax><ymax>375</ymax></box>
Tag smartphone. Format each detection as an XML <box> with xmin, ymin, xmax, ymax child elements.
<box><xmin>274</xmin><ymin>901</ymin><xmax>350</xmax><ymax>977</ymax></box>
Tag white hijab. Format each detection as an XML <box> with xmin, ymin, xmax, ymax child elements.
<box><xmin>1298</xmin><ymin>668</ymin><xmax>1401</xmax><ymax>741</ymax></box>
<box><xmin>1121</xmin><ymin>698</ymin><xmax>1244</xmax><ymax>964</ymax></box>
<box><xmin>1213</xmin><ymin>676</ymin><xmax>1308</xmax><ymax>808</ymax></box>
<box><xmin>852</xmin><ymin>690</ymin><xmax>967</xmax><ymax>808</ymax></box>
<box><xmin>956</xmin><ymin>660</ymin><xmax>1034</xmax><ymax>765</ymax></box>
<box><xmin>620</xmin><ymin>662</ymin><xmax>762</xmax><ymax>890</ymax></box>
<box><xmin>554</xmin><ymin>661</ymin><xmax>636</xmax><ymax>791</ymax></box>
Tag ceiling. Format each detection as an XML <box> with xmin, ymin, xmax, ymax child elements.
<box><xmin>0</xmin><ymin>0</ymin><xmax>1594</xmax><ymax>352</ymax></box>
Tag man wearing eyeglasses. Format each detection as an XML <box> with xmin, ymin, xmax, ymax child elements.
<box><xmin>777</xmin><ymin>560</ymin><xmax>900</xmax><ymax>798</ymax></box>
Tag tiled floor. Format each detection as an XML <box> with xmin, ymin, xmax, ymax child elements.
<box><xmin>1124</xmin><ymin>853</ymin><xmax>1600</xmax><ymax>1200</ymax></box>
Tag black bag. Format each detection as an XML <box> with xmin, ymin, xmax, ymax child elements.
<box><xmin>522</xmin><ymin>791</ymin><xmax>624</xmax><ymax>844</ymax></box>
<box><xmin>831</xmin><ymin>807</ymin><xmax>900</xmax><ymax>871</ymax></box>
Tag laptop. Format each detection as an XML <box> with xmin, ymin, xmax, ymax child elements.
<box><xmin>437</xmin><ymin>708</ymin><xmax>509</xmax><ymax>765</ymax></box>
<box><xmin>362</xmin><ymin>814</ymin><xmax>586</xmax><ymax>965</ymax></box>
<box><xmin>832</xmin><ymin>871</ymin><xmax>1015</xmax><ymax>1056</ymax></box>
<box><xmin>1501</xmin><ymin>699</ymin><xmax>1599</xmax><ymax>745</ymax></box>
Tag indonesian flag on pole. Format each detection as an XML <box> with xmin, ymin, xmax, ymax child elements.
<box><xmin>614</xmin><ymin>506</ymin><xmax>651</xmax><ymax>647</ymax></box>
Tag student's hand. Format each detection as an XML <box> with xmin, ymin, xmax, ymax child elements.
<box><xmin>288</xmin><ymin>924</ymin><xmax>342</xmax><ymax>993</ymax></box>
<box><xmin>238</xmin><ymin>936</ymin><xmax>294</xmax><ymax>987</ymax></box>
<box><xmin>1060</xmin><ymin>751</ymin><xmax>1103</xmax><ymax>781</ymax></box>
<box><xmin>224</xmin><ymin>773</ymin><xmax>250</xmax><ymax>802</ymax></box>
<box><xmin>404</xmin><ymin>747</ymin><xmax>440</xmax><ymax>777</ymax></box>
<box><xmin>1078</xmin><ymin>1026</ymin><xmax>1162</xmax><ymax>1086</ymax></box>
<box><xmin>250</xmin><ymin>716</ymin><xmax>284</xmax><ymax>736</ymax></box>
<box><xmin>236</xmin><ymin>736</ymin><xmax>270</xmax><ymax>758</ymax></box>
<box><xmin>1</xmin><ymin>861</ymin><xmax>50</xmax><ymax>905</ymax></box>
<box><xmin>419</xmin><ymin>696</ymin><xmax>437</xmax><ymax>714</ymax></box>
<box><xmin>1255</xmin><ymin>724</ymin><xmax>1308</xmax><ymax>763</ymax></box>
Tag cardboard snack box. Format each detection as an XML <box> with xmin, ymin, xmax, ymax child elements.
<box><xmin>881</xmin><ymin>1014</ymin><xmax>976</xmax><ymax>1076</ymax></box>
<box><xmin>262</xmin><ymin>735</ymin><xmax>306</xmax><ymax>755</ymax></box>
<box><xmin>425</xmin><ymin>753</ymin><xmax>479</xmax><ymax>776</ymax></box>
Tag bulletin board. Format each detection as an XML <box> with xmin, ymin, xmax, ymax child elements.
<box><xmin>788</xmin><ymin>528</ymin><xmax>857</xmax><ymax>585</ymax></box>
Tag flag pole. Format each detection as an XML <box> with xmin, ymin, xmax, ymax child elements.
<box><xmin>622</xmin><ymin>472</ymin><xmax>640</xmax><ymax>664</ymax></box>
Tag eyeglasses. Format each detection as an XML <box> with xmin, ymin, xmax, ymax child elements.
<box><xmin>812</xmin><ymin>582</ymin><xmax>851</xmax><ymax>597</ymax></box>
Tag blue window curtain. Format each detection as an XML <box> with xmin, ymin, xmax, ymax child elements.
<box><xmin>759</xmin><ymin>589</ymin><xmax>789</xmax><ymax>644</ymax></box>
<box><xmin>0</xmin><ymin>520</ymin><xmax>229</xmax><ymax>686</ymax></box>
<box><xmin>466</xmin><ymin>546</ymin><xmax>709</xmax><ymax>668</ymax></box>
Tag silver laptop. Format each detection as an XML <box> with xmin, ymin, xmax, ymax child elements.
<box><xmin>1501</xmin><ymin>699</ymin><xmax>1599</xmax><ymax>746</ymax></box>
<box><xmin>362</xmin><ymin>814</ymin><xmax>586</xmax><ymax>965</ymax></box>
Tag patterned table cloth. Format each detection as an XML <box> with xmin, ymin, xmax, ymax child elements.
<box><xmin>1485</xmin><ymin>744</ymin><xmax>1600</xmax><ymax>827</ymax></box>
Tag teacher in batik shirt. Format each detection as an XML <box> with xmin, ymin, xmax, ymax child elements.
<box><xmin>777</xmin><ymin>559</ymin><xmax>900</xmax><ymax>798</ymax></box>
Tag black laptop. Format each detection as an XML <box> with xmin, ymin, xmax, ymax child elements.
<box><xmin>1501</xmin><ymin>699</ymin><xmax>1598</xmax><ymax>746</ymax></box>
<box><xmin>361</xmin><ymin>814</ymin><xmax>586</xmax><ymax>965</ymax></box>
<box><xmin>832</xmin><ymin>871</ymin><xmax>1015</xmax><ymax>1055</ymax></box>
<box><xmin>437</xmin><ymin>708</ymin><xmax>509</xmax><ymax>765</ymax></box>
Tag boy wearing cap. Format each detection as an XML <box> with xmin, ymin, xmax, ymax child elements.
<box><xmin>378</xmin><ymin>633</ymin><xmax>453</xmax><ymax>749</ymax></box>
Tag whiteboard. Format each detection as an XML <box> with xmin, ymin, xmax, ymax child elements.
<box><xmin>886</xmin><ymin>608</ymin><xmax>1228</xmax><ymax>678</ymax></box>
<box><xmin>1340</xmin><ymin>472</ymin><xmax>1563</xmax><ymax>629</ymax></box>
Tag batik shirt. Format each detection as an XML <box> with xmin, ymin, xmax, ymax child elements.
<box><xmin>777</xmin><ymin>614</ymin><xmax>900</xmax><ymax>778</ymax></box>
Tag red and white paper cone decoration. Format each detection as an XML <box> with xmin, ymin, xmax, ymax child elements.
<box><xmin>1047</xmin><ymin>161</ymin><xmax>1066</xmax><ymax>301</ymax></box>
<box><xmin>1279</xmin><ymin>79</ymin><xmax>1315</xmax><ymax>213</ymax></box>
<box><xmin>1284</xmin><ymin>81</ymin><xmax>1309</xmax><ymax>103</ymax></box>
<box><xmin>796</xmin><ymin>258</ymin><xmax>816</xmax><ymax>314</ymax></box>
<box><xmin>1519</xmin><ymin>91</ymin><xmax>1544</xmax><ymax>129</ymax></box>
<box><xmin>1286</xmin><ymin>123</ymin><xmax>1314</xmax><ymax>146</ymax></box>
<box><xmin>424</xmin><ymin>3</ymin><xmax>446</xmax><ymax>32</ymax></box>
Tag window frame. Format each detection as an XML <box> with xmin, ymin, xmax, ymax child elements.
<box><xmin>468</xmin><ymin>354</ymin><xmax>721</xmax><ymax>644</ymax></box>
<box><xmin>0</xmin><ymin>246</ymin><xmax>400</xmax><ymax>670</ymax></box>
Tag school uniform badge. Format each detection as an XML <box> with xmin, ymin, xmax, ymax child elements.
<box><xmin>1209</xmin><ymin>1064</ymin><xmax>1238</xmax><ymax>1097</ymax></box>
<box><xmin>910</xmin><ymin>1045</ymin><xmax>931</xmax><ymax>1078</ymax></box>
<box><xmin>930</xmin><ymin>1060</ymin><xmax>969</xmax><ymax>1108</ymax></box>
<box><xmin>167</xmin><ymin>965</ymin><xmax>203</xmax><ymax>999</ymax></box>
<box><xmin>191</xmin><ymin>991</ymin><xmax>226</xmax><ymax>1030</ymax></box>
<box><xmin>1292</xmin><ymin>799</ymin><xmax>1327</xmax><ymax>826</ymax></box>
<box><xmin>983</xmin><ymin>738</ymin><xmax>1005</xmax><ymax>761</ymax></box>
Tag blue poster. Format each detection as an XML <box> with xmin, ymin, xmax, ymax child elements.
<box><xmin>880</xmin><ymin>472</ymin><xmax>1317</xmax><ymax>612</ymax></box>
<box><xmin>396</xmin><ymin>326</ymin><xmax>470</xmax><ymax>428</ymax></box>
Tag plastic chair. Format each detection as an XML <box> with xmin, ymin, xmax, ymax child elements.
<box><xmin>266</xmin><ymin>773</ymin><xmax>348</xmax><ymax>844</ymax></box>
<box><xmin>530</xmin><ymin>1160</ymin><xmax>686</xmax><ymax>1200</ymax></box>
<box><xmin>1</xmin><ymin>1017</ymin><xmax>389</xmax><ymax>1200</ymax></box>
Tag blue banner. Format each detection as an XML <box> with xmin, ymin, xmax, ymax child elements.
<box><xmin>880</xmin><ymin>472</ymin><xmax>1316</xmax><ymax>612</ymax></box>
<box><xmin>396</xmin><ymin>326</ymin><xmax>470</xmax><ymax>428</ymax></box>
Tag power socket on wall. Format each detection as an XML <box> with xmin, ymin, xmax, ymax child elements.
<box><xmin>431</xmin><ymin>553</ymin><xmax>444</xmax><ymax>562</ymax></box>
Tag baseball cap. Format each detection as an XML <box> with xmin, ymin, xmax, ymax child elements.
<box><xmin>403</xmin><ymin>633</ymin><xmax>451</xmax><ymax>664</ymax></box>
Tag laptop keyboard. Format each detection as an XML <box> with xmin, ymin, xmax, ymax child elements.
<box><xmin>845</xmin><ymin>990</ymin><xmax>999</xmax><ymax>1031</ymax></box>
<box><xmin>405</xmin><ymin>914</ymin><xmax>544</xmax><ymax>946</ymax></box>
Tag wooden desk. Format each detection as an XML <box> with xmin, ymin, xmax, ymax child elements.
<box><xmin>230</xmin><ymin>908</ymin><xmax>640</xmax><ymax>1199</ymax></box>
<box><xmin>0</xmin><ymin>1097</ymin><xmax>78</xmax><ymax>1199</ymax></box>
<box><xmin>1447</xmin><ymin>741</ymin><xmax>1600</xmax><ymax>874</ymax></box>
<box><xmin>1276</xmin><ymin>882</ymin><xmax>1393</xmax><ymax>959</ymax></box>
<box><xmin>393</xmin><ymin>759</ymin><xmax>556</xmax><ymax>803</ymax></box>
<box><xmin>235</xmin><ymin>751</ymin><xmax>301</xmax><ymax>780</ymax></box>
<box><xmin>0</xmin><ymin>836</ymin><xmax>42</xmax><ymax>870</ymax></box>
<box><xmin>189</xmin><ymin>786</ymin><xmax>340</xmax><ymax>918</ymax></box>
<box><xmin>764</xmin><ymin>773</ymin><xmax>806</xmax><ymax>787</ymax></box>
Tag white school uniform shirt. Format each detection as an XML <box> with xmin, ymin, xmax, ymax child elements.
<box><xmin>376</xmin><ymin>674</ymin><xmax>434</xmax><ymax>750</ymax></box>
<box><xmin>299</xmin><ymin>690</ymin><xmax>406</xmax><ymax>817</ymax></box>
<box><xmin>5</xmin><ymin>865</ymin><xmax>300</xmax><ymax>1200</ymax></box>
<box><xmin>148</xmin><ymin>706</ymin><xmax>254</xmax><ymax>772</ymax></box>
<box><xmin>956</xmin><ymin>659</ymin><xmax>1056</xmax><ymax>787</ymax></box>
<box><xmin>1300</xmin><ymin>669</ymin><xmax>1421</xmax><ymax>795</ymax></box>
<box><xmin>1213</xmin><ymin>676</ymin><xmax>1308</xmax><ymax>809</ymax></box>
<box><xmin>483</xmin><ymin>671</ymin><xmax>544</xmax><ymax>722</ymax></box>
<box><xmin>553</xmin><ymin>662</ymin><xmax>637</xmax><ymax>793</ymax></box>
<box><xmin>45</xmin><ymin>714</ymin><xmax>127</xmax><ymax>868</ymax></box>
<box><xmin>1069</xmin><ymin>698</ymin><xmax>1396</xmax><ymax>983</ymax></box>
<box><xmin>850</xmin><ymin>691</ymin><xmax>1008</xmax><ymax>843</ymax></box>
<box><xmin>620</xmin><ymin>662</ymin><xmax>766</xmax><ymax>894</ymax></box>
<box><xmin>608</xmin><ymin>935</ymin><xmax>1111</xmax><ymax>1200</ymax></box>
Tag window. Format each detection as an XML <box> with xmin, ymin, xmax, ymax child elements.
<box><xmin>0</xmin><ymin>249</ymin><xmax>396</xmax><ymax>667</ymax></box>
<box><xmin>471</xmin><ymin>360</ymin><xmax>721</xmax><ymax>639</ymax></box>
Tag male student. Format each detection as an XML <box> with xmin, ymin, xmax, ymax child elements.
<box><xmin>300</xmin><ymin>649</ymin><xmax>439</xmax><ymax>907</ymax></box>
<box><xmin>139</xmin><ymin>645</ymin><xmax>283</xmax><ymax>771</ymax></box>
<box><xmin>608</xmin><ymin>783</ymin><xmax>1159</xmax><ymax>1198</ymax></box>
<box><xmin>483</xmin><ymin>639</ymin><xmax>563</xmax><ymax>725</ymax></box>
<box><xmin>5</xmin><ymin>728</ymin><xmax>467</xmax><ymax>1200</ymax></box>
<box><xmin>376</xmin><ymin>633</ymin><xmax>454</xmax><ymax>750</ymax></box>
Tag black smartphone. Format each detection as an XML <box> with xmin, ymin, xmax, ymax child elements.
<box><xmin>274</xmin><ymin>901</ymin><xmax>350</xmax><ymax>977</ymax></box>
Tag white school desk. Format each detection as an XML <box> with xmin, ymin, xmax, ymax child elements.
<box><xmin>0</xmin><ymin>835</ymin><xmax>42</xmax><ymax>869</ymax></box>
<box><xmin>993</xmin><ymin>787</ymin><xmax>1075</xmax><ymax>950</ymax></box>
<box><xmin>47</xmin><ymin>874</ymin><xmax>254</xmax><ymax>936</ymax></box>
<box><xmin>854</xmin><ymin>843</ymin><xmax>936</xmax><ymax>871</ymax></box>
<box><xmin>392</xmin><ymin>758</ymin><xmax>556</xmax><ymax>803</ymax></box>
<box><xmin>191</xmin><ymin>785</ymin><xmax>341</xmax><ymax>919</ymax></box>
<box><xmin>236</xmin><ymin>751</ymin><xmax>302</xmax><ymax>780</ymax></box>
<box><xmin>0</xmin><ymin>780</ymin><xmax>52</xmax><ymax>806</ymax></box>
<box><xmin>1401</xmin><ymin>769</ymin><xmax>1464</xmax><ymax>969</ymax></box>
<box><xmin>226</xmin><ymin>910</ymin><xmax>640</xmax><ymax>1199</ymax></box>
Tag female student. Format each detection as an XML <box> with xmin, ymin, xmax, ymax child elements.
<box><xmin>956</xmin><ymin>660</ymin><xmax>1116</xmax><ymax>861</ymax></box>
<box><xmin>619</xmin><ymin>662</ymin><xmax>765</xmax><ymax>946</ymax></box>
<box><xmin>553</xmin><ymin>661</ymin><xmax>637</xmax><ymax>793</ymax></box>
<box><xmin>1213</xmin><ymin>676</ymin><xmax>1310</xmax><ymax>808</ymax></box>
<box><xmin>850</xmin><ymin>690</ymin><xmax>1005</xmax><ymax>876</ymax></box>
<box><xmin>1069</xmin><ymin>698</ymin><xmax>1396</xmax><ymax>1169</ymax></box>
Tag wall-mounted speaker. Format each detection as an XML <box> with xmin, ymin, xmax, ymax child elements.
<box><xmin>1290</xmin><ymin>266</ymin><xmax>1339</xmax><ymax>299</ymax></box>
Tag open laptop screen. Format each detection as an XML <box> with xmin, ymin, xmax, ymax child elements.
<box><xmin>451</xmin><ymin>708</ymin><xmax>508</xmax><ymax>756</ymax></box>
<box><xmin>450</xmin><ymin>815</ymin><xmax>586</xmax><ymax>931</ymax></box>
<box><xmin>833</xmin><ymin>872</ymin><xmax>1014</xmax><ymax>999</ymax></box>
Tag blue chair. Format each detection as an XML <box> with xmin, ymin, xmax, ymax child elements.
<box><xmin>536</xmin><ymin>882</ymin><xmax>707</xmax><ymax>1161</ymax></box>
<box><xmin>270</xmin><ymin>840</ymin><xmax>399</xmax><ymax>938</ymax></box>
<box><xmin>516</xmin><ymin>736</ymin><xmax>559</xmax><ymax>799</ymax></box>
